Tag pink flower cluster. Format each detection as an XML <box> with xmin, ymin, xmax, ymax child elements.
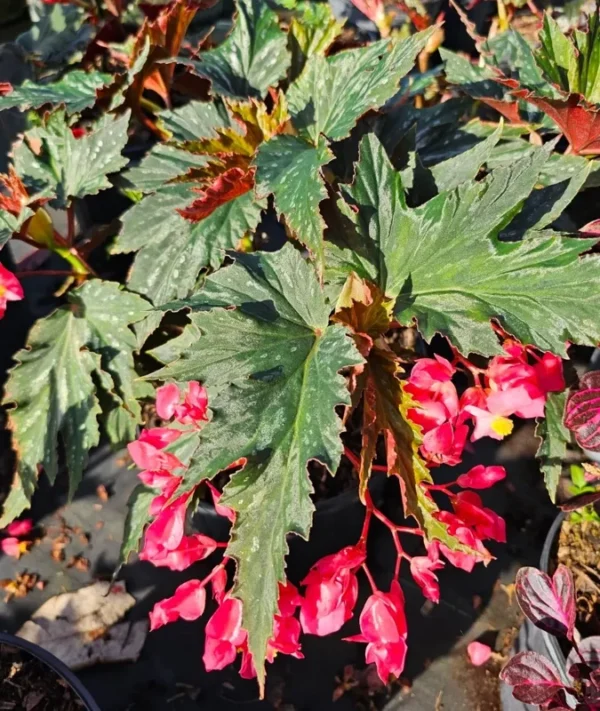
<box><xmin>406</xmin><ymin>343</ymin><xmax>564</xmax><ymax>466</ymax></box>
<box><xmin>136</xmin><ymin>339</ymin><xmax>563</xmax><ymax>689</ymax></box>
<box><xmin>127</xmin><ymin>381</ymin><xmax>227</xmax><ymax>572</ymax></box>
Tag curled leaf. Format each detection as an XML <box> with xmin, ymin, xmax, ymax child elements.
<box><xmin>565</xmin><ymin>371</ymin><xmax>600</xmax><ymax>451</ymax></box>
<box><xmin>500</xmin><ymin>651</ymin><xmax>565</xmax><ymax>705</ymax></box>
<box><xmin>515</xmin><ymin>565</ymin><xmax>575</xmax><ymax>640</ymax></box>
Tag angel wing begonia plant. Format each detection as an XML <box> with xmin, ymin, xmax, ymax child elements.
<box><xmin>0</xmin><ymin>0</ymin><xmax>599</xmax><ymax>694</ymax></box>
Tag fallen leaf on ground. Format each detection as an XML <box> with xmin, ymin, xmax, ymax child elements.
<box><xmin>0</xmin><ymin>573</ymin><xmax>39</xmax><ymax>602</ymax></box>
<box><xmin>96</xmin><ymin>485</ymin><xmax>110</xmax><ymax>502</ymax></box>
<box><xmin>66</xmin><ymin>555</ymin><xmax>90</xmax><ymax>572</ymax></box>
<box><xmin>17</xmin><ymin>581</ymin><xmax>147</xmax><ymax>669</ymax></box>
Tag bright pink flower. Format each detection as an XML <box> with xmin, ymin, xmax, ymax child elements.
<box><xmin>435</xmin><ymin>511</ymin><xmax>490</xmax><ymax>572</ymax></box>
<box><xmin>139</xmin><ymin>427</ymin><xmax>182</xmax><ymax>449</ymax></box>
<box><xmin>140</xmin><ymin>533</ymin><xmax>217</xmax><ymax>571</ymax></box>
<box><xmin>300</xmin><ymin>546</ymin><xmax>365</xmax><ymax>636</ymax></box>
<box><xmin>156</xmin><ymin>381</ymin><xmax>208</xmax><ymax>425</ymax></box>
<box><xmin>452</xmin><ymin>491</ymin><xmax>506</xmax><ymax>543</ymax></box>
<box><xmin>346</xmin><ymin>581</ymin><xmax>408</xmax><ymax>683</ymax></box>
<box><xmin>486</xmin><ymin>385</ymin><xmax>544</xmax><ymax>421</ymax></box>
<box><xmin>268</xmin><ymin>615</ymin><xmax>303</xmax><ymax>660</ymax></box>
<box><xmin>0</xmin><ymin>265</ymin><xmax>24</xmax><ymax>320</ymax></box>
<box><xmin>409</xmin><ymin>356</ymin><xmax>455</xmax><ymax>388</ymax></box>
<box><xmin>128</xmin><ymin>438</ymin><xmax>182</xmax><ymax>473</ymax></box>
<box><xmin>277</xmin><ymin>581</ymin><xmax>303</xmax><ymax>617</ymax></box>
<box><xmin>456</xmin><ymin>465</ymin><xmax>506</xmax><ymax>489</ymax></box>
<box><xmin>420</xmin><ymin>422</ymin><xmax>468</xmax><ymax>466</ymax></box>
<box><xmin>211</xmin><ymin>566</ymin><xmax>228</xmax><ymax>603</ymax></box>
<box><xmin>409</xmin><ymin>543</ymin><xmax>444</xmax><ymax>603</ymax></box>
<box><xmin>463</xmin><ymin>405</ymin><xmax>514</xmax><ymax>441</ymax></box>
<box><xmin>350</xmin><ymin>0</ymin><xmax>386</xmax><ymax>24</ymax></box>
<box><xmin>467</xmin><ymin>641</ymin><xmax>492</xmax><ymax>666</ymax></box>
<box><xmin>459</xmin><ymin>386</ymin><xmax>488</xmax><ymax>411</ymax></box>
<box><xmin>144</xmin><ymin>493</ymin><xmax>190</xmax><ymax>551</ymax></box>
<box><xmin>534</xmin><ymin>352</ymin><xmax>565</xmax><ymax>393</ymax></box>
<box><xmin>206</xmin><ymin>481</ymin><xmax>235</xmax><ymax>523</ymax></box>
<box><xmin>203</xmin><ymin>597</ymin><xmax>247</xmax><ymax>672</ymax></box>
<box><xmin>486</xmin><ymin>343</ymin><xmax>564</xmax><ymax>419</ymax></box>
<box><xmin>138</xmin><ymin>469</ymin><xmax>181</xmax><ymax>496</ymax></box>
<box><xmin>5</xmin><ymin>519</ymin><xmax>33</xmax><ymax>537</ymax></box>
<box><xmin>149</xmin><ymin>579</ymin><xmax>206</xmax><ymax>631</ymax></box>
<box><xmin>407</xmin><ymin>357</ymin><xmax>459</xmax><ymax>434</ymax></box>
<box><xmin>1</xmin><ymin>537</ymin><xmax>26</xmax><ymax>558</ymax></box>
<box><xmin>156</xmin><ymin>383</ymin><xmax>180</xmax><ymax>420</ymax></box>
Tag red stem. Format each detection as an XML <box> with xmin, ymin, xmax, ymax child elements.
<box><xmin>343</xmin><ymin>446</ymin><xmax>387</xmax><ymax>473</ymax></box>
<box><xmin>361</xmin><ymin>563</ymin><xmax>377</xmax><ymax>593</ymax></box>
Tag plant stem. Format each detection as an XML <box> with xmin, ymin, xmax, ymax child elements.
<box><xmin>67</xmin><ymin>204</ymin><xmax>75</xmax><ymax>246</ymax></box>
<box><xmin>361</xmin><ymin>563</ymin><xmax>377</xmax><ymax>593</ymax></box>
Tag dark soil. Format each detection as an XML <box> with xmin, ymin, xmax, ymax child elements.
<box><xmin>558</xmin><ymin>519</ymin><xmax>600</xmax><ymax>638</ymax></box>
<box><xmin>0</xmin><ymin>642</ymin><xmax>85</xmax><ymax>710</ymax></box>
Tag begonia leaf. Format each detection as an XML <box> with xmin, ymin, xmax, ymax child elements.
<box><xmin>193</xmin><ymin>0</ymin><xmax>290</xmax><ymax>99</ymax></box>
<box><xmin>151</xmin><ymin>244</ymin><xmax>362</xmax><ymax>691</ymax></box>
<box><xmin>0</xmin><ymin>71</ymin><xmax>111</xmax><ymax>114</ymax></box>
<box><xmin>330</xmin><ymin>133</ymin><xmax>600</xmax><ymax>357</ymax></box>
<box><xmin>1</xmin><ymin>281</ymin><xmax>150</xmax><ymax>526</ymax></box>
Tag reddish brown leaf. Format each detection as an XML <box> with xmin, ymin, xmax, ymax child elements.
<box><xmin>0</xmin><ymin>166</ymin><xmax>29</xmax><ymax>217</ymax></box>
<box><xmin>178</xmin><ymin>167</ymin><xmax>255</xmax><ymax>222</ymax></box>
<box><xmin>479</xmin><ymin>96</ymin><xmax>523</xmax><ymax>124</ymax></box>
<box><xmin>511</xmin><ymin>89</ymin><xmax>600</xmax><ymax>156</ymax></box>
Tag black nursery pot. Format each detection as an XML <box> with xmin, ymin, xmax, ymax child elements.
<box><xmin>538</xmin><ymin>512</ymin><xmax>569</xmax><ymax>672</ymax></box>
<box><xmin>0</xmin><ymin>632</ymin><xmax>101</xmax><ymax>711</ymax></box>
<box><xmin>190</xmin><ymin>473</ymin><xmax>387</xmax><ymax>584</ymax></box>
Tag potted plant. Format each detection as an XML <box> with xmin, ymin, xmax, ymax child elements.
<box><xmin>501</xmin><ymin>565</ymin><xmax>600</xmax><ymax>710</ymax></box>
<box><xmin>1</xmin><ymin>0</ymin><xmax>600</xmax><ymax>698</ymax></box>
<box><xmin>0</xmin><ymin>631</ymin><xmax>100</xmax><ymax>710</ymax></box>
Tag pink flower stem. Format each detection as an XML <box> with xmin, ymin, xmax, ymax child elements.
<box><xmin>425</xmin><ymin>483</ymin><xmax>455</xmax><ymax>496</ymax></box>
<box><xmin>450</xmin><ymin>346</ymin><xmax>484</xmax><ymax>383</ymax></box>
<box><xmin>215</xmin><ymin>542</ymin><xmax>229</xmax><ymax>548</ymax></box>
<box><xmin>199</xmin><ymin>562</ymin><xmax>226</xmax><ymax>588</ymax></box>
<box><xmin>361</xmin><ymin>563</ymin><xmax>377</xmax><ymax>593</ymax></box>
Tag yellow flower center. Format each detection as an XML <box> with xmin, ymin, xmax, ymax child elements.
<box><xmin>491</xmin><ymin>416</ymin><xmax>514</xmax><ymax>437</ymax></box>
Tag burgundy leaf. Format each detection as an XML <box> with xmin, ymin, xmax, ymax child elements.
<box><xmin>560</xmin><ymin>490</ymin><xmax>600</xmax><ymax>512</ymax></box>
<box><xmin>581</xmin><ymin>219</ymin><xmax>600</xmax><ymax>237</ymax></box>
<box><xmin>515</xmin><ymin>566</ymin><xmax>576</xmax><ymax>640</ymax></box>
<box><xmin>567</xmin><ymin>636</ymin><xmax>600</xmax><ymax>673</ymax></box>
<box><xmin>565</xmin><ymin>372</ymin><xmax>600</xmax><ymax>452</ymax></box>
<box><xmin>500</xmin><ymin>651</ymin><xmax>565</xmax><ymax>704</ymax></box>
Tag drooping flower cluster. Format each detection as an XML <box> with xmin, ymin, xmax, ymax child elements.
<box><xmin>133</xmin><ymin>338</ymin><xmax>564</xmax><ymax>688</ymax></box>
<box><xmin>406</xmin><ymin>342</ymin><xmax>564</xmax><ymax>467</ymax></box>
